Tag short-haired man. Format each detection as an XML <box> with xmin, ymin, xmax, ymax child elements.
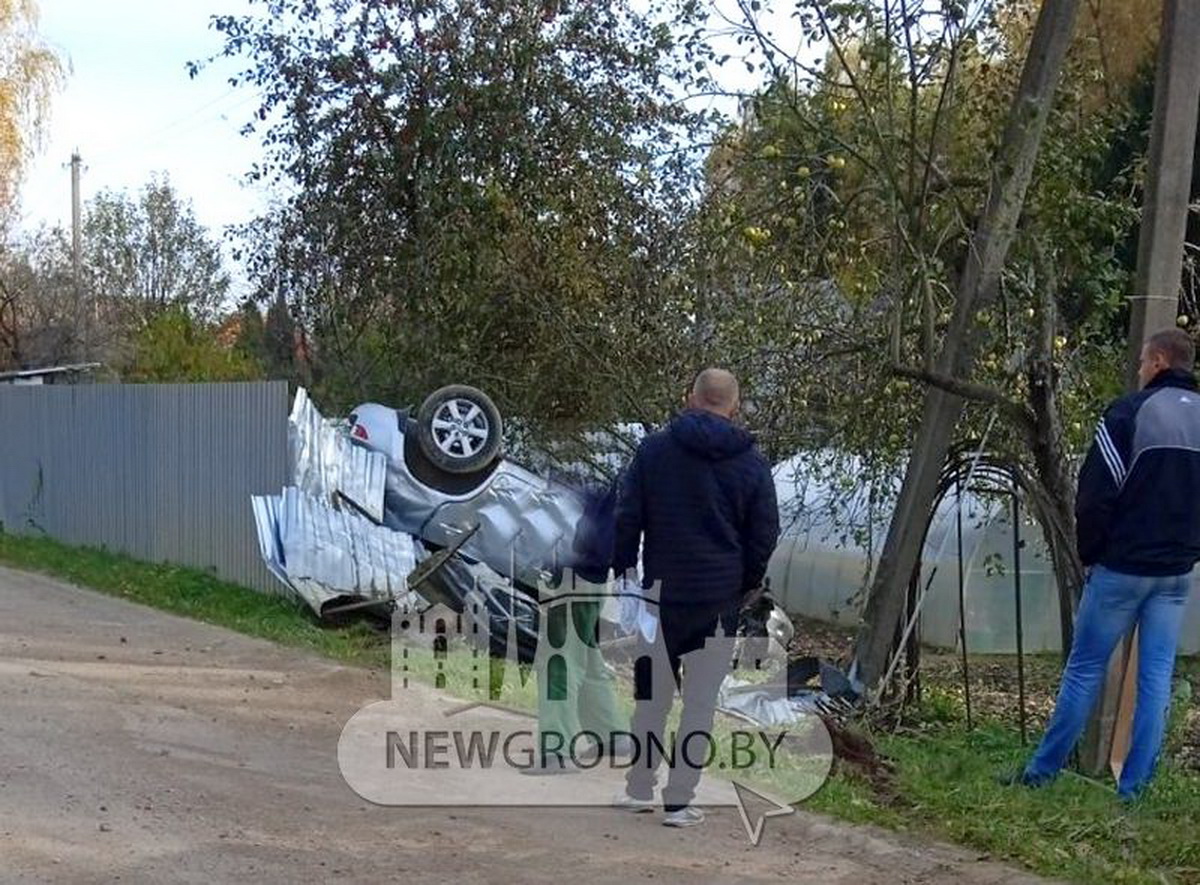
<box><xmin>1016</xmin><ymin>328</ymin><xmax>1200</xmax><ymax>799</ymax></box>
<box><xmin>612</xmin><ymin>368</ymin><xmax>780</xmax><ymax>826</ymax></box>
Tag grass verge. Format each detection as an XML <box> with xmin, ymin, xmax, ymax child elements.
<box><xmin>2</xmin><ymin>531</ymin><xmax>1198</xmax><ymax>882</ymax></box>
<box><xmin>806</xmin><ymin>692</ymin><xmax>1200</xmax><ymax>884</ymax></box>
<box><xmin>0</xmin><ymin>530</ymin><xmax>389</xmax><ymax>669</ymax></box>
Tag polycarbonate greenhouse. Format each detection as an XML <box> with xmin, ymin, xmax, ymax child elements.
<box><xmin>765</xmin><ymin>454</ymin><xmax>1200</xmax><ymax>655</ymax></box>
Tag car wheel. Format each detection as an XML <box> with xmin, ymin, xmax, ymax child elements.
<box><xmin>416</xmin><ymin>385</ymin><xmax>503</xmax><ymax>475</ymax></box>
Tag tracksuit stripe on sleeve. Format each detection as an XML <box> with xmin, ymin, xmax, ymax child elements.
<box><xmin>1096</xmin><ymin>421</ymin><xmax>1125</xmax><ymax>485</ymax></box>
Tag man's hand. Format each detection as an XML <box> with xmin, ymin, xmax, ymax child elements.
<box><xmin>740</xmin><ymin>583</ymin><xmax>766</xmax><ymax>612</ymax></box>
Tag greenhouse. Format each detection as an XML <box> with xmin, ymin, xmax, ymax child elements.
<box><xmin>766</xmin><ymin>454</ymin><xmax>1200</xmax><ymax>655</ymax></box>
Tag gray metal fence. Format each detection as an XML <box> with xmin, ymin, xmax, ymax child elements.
<box><xmin>0</xmin><ymin>381</ymin><xmax>290</xmax><ymax>593</ymax></box>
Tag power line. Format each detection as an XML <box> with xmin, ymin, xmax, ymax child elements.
<box><xmin>84</xmin><ymin>87</ymin><xmax>263</xmax><ymax>165</ymax></box>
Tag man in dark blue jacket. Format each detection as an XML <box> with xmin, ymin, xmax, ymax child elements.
<box><xmin>1019</xmin><ymin>328</ymin><xmax>1200</xmax><ymax>798</ymax></box>
<box><xmin>612</xmin><ymin>368</ymin><xmax>779</xmax><ymax>826</ymax></box>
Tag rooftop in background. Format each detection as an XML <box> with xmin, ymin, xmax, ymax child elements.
<box><xmin>0</xmin><ymin>363</ymin><xmax>102</xmax><ymax>385</ymax></box>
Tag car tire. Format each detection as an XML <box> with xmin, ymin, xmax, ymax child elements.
<box><xmin>416</xmin><ymin>385</ymin><xmax>503</xmax><ymax>475</ymax></box>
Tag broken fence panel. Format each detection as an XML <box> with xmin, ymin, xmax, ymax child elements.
<box><xmin>253</xmin><ymin>486</ymin><xmax>422</xmax><ymax>615</ymax></box>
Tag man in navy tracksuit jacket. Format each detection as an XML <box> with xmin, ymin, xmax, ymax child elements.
<box><xmin>1021</xmin><ymin>329</ymin><xmax>1200</xmax><ymax>798</ymax></box>
<box><xmin>612</xmin><ymin>368</ymin><xmax>779</xmax><ymax>826</ymax></box>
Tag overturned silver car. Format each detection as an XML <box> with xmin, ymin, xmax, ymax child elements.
<box><xmin>346</xmin><ymin>384</ymin><xmax>585</xmax><ymax>593</ymax></box>
<box><xmin>252</xmin><ymin>385</ymin><xmax>589</xmax><ymax>660</ymax></box>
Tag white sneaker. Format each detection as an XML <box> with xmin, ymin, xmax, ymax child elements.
<box><xmin>613</xmin><ymin>791</ymin><xmax>656</xmax><ymax>813</ymax></box>
<box><xmin>662</xmin><ymin>806</ymin><xmax>705</xmax><ymax>828</ymax></box>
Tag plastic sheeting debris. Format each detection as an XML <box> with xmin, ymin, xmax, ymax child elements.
<box><xmin>717</xmin><ymin>677</ymin><xmax>855</xmax><ymax>726</ymax></box>
<box><xmin>716</xmin><ymin>654</ymin><xmax>860</xmax><ymax>726</ymax></box>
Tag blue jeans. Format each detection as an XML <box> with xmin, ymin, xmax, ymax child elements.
<box><xmin>1024</xmin><ymin>565</ymin><xmax>1192</xmax><ymax>798</ymax></box>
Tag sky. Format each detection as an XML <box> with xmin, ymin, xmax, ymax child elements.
<box><xmin>15</xmin><ymin>0</ymin><xmax>805</xmax><ymax>297</ymax></box>
<box><xmin>18</xmin><ymin>0</ymin><xmax>268</xmax><ymax>244</ymax></box>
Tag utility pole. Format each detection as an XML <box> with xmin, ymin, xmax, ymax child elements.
<box><xmin>1083</xmin><ymin>0</ymin><xmax>1200</xmax><ymax>775</ymax></box>
<box><xmin>70</xmin><ymin>151</ymin><xmax>84</xmax><ymax>359</ymax></box>
<box><xmin>69</xmin><ymin>149</ymin><xmax>90</xmax><ymax>359</ymax></box>
<box><xmin>1126</xmin><ymin>1</ymin><xmax>1200</xmax><ymax>382</ymax></box>
<box><xmin>70</xmin><ymin>151</ymin><xmax>82</xmax><ymax>293</ymax></box>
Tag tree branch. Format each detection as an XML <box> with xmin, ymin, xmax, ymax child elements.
<box><xmin>891</xmin><ymin>363</ymin><xmax>1036</xmax><ymax>431</ymax></box>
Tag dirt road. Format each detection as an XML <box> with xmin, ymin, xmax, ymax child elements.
<box><xmin>0</xmin><ymin>565</ymin><xmax>1050</xmax><ymax>884</ymax></box>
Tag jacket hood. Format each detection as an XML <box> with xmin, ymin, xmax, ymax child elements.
<box><xmin>668</xmin><ymin>409</ymin><xmax>755</xmax><ymax>461</ymax></box>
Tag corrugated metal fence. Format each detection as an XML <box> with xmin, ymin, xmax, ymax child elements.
<box><xmin>0</xmin><ymin>382</ymin><xmax>290</xmax><ymax>593</ymax></box>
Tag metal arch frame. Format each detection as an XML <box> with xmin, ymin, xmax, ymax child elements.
<box><xmin>892</xmin><ymin>442</ymin><xmax>1076</xmax><ymax>741</ymax></box>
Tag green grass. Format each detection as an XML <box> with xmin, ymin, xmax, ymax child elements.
<box><xmin>3</xmin><ymin>530</ymin><xmax>1199</xmax><ymax>882</ymax></box>
<box><xmin>807</xmin><ymin>692</ymin><xmax>1200</xmax><ymax>884</ymax></box>
<box><xmin>0</xmin><ymin>529</ymin><xmax>390</xmax><ymax>669</ymax></box>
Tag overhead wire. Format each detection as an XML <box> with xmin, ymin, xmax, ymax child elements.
<box><xmin>83</xmin><ymin>87</ymin><xmax>264</xmax><ymax>166</ymax></box>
